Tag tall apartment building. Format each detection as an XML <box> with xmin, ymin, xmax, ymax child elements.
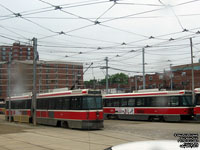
<box><xmin>0</xmin><ymin>43</ymin><xmax>83</xmax><ymax>101</ymax></box>
<box><xmin>0</xmin><ymin>43</ymin><xmax>34</xmax><ymax>61</ymax></box>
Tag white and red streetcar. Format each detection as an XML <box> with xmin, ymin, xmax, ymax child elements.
<box><xmin>5</xmin><ymin>89</ymin><xmax>103</xmax><ymax>129</ymax></box>
<box><xmin>0</xmin><ymin>101</ymin><xmax>5</xmax><ymax>114</ymax></box>
<box><xmin>194</xmin><ymin>88</ymin><xmax>200</xmax><ymax>120</ymax></box>
<box><xmin>103</xmin><ymin>89</ymin><xmax>194</xmax><ymax>121</ymax></box>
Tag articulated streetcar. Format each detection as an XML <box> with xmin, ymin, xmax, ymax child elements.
<box><xmin>5</xmin><ymin>89</ymin><xmax>103</xmax><ymax>129</ymax></box>
<box><xmin>103</xmin><ymin>89</ymin><xmax>194</xmax><ymax>121</ymax></box>
<box><xmin>194</xmin><ymin>88</ymin><xmax>200</xmax><ymax>120</ymax></box>
<box><xmin>0</xmin><ymin>101</ymin><xmax>5</xmax><ymax>114</ymax></box>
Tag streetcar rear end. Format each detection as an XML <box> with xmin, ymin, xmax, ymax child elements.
<box><xmin>35</xmin><ymin>89</ymin><xmax>104</xmax><ymax>129</ymax></box>
<box><xmin>0</xmin><ymin>101</ymin><xmax>5</xmax><ymax>114</ymax></box>
<box><xmin>194</xmin><ymin>88</ymin><xmax>200</xmax><ymax>120</ymax></box>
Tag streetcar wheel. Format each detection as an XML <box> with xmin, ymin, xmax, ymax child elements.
<box><xmin>159</xmin><ymin>116</ymin><xmax>164</xmax><ymax>122</ymax></box>
<box><xmin>57</xmin><ymin>121</ymin><xmax>61</xmax><ymax>127</ymax></box>
<box><xmin>61</xmin><ymin>121</ymin><xmax>69</xmax><ymax>128</ymax></box>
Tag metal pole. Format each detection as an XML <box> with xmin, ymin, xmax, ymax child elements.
<box><xmin>142</xmin><ymin>48</ymin><xmax>145</xmax><ymax>89</ymax></box>
<box><xmin>32</xmin><ymin>38</ymin><xmax>37</xmax><ymax>126</ymax></box>
<box><xmin>8</xmin><ymin>52</ymin><xmax>11</xmax><ymax>122</ymax></box>
<box><xmin>105</xmin><ymin>57</ymin><xmax>109</xmax><ymax>94</ymax></box>
<box><xmin>135</xmin><ymin>76</ymin><xmax>137</xmax><ymax>91</ymax></box>
<box><xmin>170</xmin><ymin>64</ymin><xmax>173</xmax><ymax>91</ymax></box>
<box><xmin>190</xmin><ymin>38</ymin><xmax>195</xmax><ymax>104</ymax></box>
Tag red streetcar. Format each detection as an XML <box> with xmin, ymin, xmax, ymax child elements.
<box><xmin>5</xmin><ymin>89</ymin><xmax>103</xmax><ymax>129</ymax></box>
<box><xmin>0</xmin><ymin>101</ymin><xmax>5</xmax><ymax>114</ymax></box>
<box><xmin>194</xmin><ymin>88</ymin><xmax>200</xmax><ymax>120</ymax></box>
<box><xmin>103</xmin><ymin>89</ymin><xmax>194</xmax><ymax>121</ymax></box>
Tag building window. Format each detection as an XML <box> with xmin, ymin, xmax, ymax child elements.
<box><xmin>2</xmin><ymin>51</ymin><xmax>6</xmax><ymax>56</ymax></box>
<box><xmin>27</xmin><ymin>51</ymin><xmax>31</xmax><ymax>55</ymax></box>
<box><xmin>2</xmin><ymin>47</ymin><xmax>6</xmax><ymax>51</ymax></box>
<box><xmin>149</xmin><ymin>76</ymin><xmax>153</xmax><ymax>81</ymax></box>
<box><xmin>2</xmin><ymin>56</ymin><xmax>6</xmax><ymax>61</ymax></box>
<box><xmin>46</xmin><ymin>69</ymin><xmax>50</xmax><ymax>73</ymax></box>
<box><xmin>181</xmin><ymin>72</ymin><xmax>186</xmax><ymax>76</ymax></box>
<box><xmin>159</xmin><ymin>75</ymin><xmax>163</xmax><ymax>80</ymax></box>
<box><xmin>27</xmin><ymin>47</ymin><xmax>31</xmax><ymax>51</ymax></box>
<box><xmin>14</xmin><ymin>49</ymin><xmax>18</xmax><ymax>52</ymax></box>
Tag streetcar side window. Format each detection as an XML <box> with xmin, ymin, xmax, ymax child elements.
<box><xmin>128</xmin><ymin>98</ymin><xmax>135</xmax><ymax>107</ymax></box>
<box><xmin>113</xmin><ymin>99</ymin><xmax>120</xmax><ymax>107</ymax></box>
<box><xmin>121</xmin><ymin>99</ymin><xmax>128</xmax><ymax>107</ymax></box>
<box><xmin>56</xmin><ymin>98</ymin><xmax>63</xmax><ymax>110</ymax></box>
<box><xmin>169</xmin><ymin>96</ymin><xmax>179</xmax><ymax>107</ymax></box>
<box><xmin>105</xmin><ymin>99</ymin><xmax>113</xmax><ymax>107</ymax></box>
<box><xmin>136</xmin><ymin>98</ymin><xmax>145</xmax><ymax>107</ymax></box>
<box><xmin>48</xmin><ymin>98</ymin><xmax>56</xmax><ymax>110</ymax></box>
<box><xmin>63</xmin><ymin>98</ymin><xmax>70</xmax><ymax>110</ymax></box>
<box><xmin>70</xmin><ymin>97</ymin><xmax>82</xmax><ymax>110</ymax></box>
<box><xmin>151</xmin><ymin>97</ymin><xmax>168</xmax><ymax>107</ymax></box>
<box><xmin>38</xmin><ymin>99</ymin><xmax>48</xmax><ymax>109</ymax></box>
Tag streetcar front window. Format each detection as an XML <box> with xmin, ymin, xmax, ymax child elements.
<box><xmin>181</xmin><ymin>96</ymin><xmax>193</xmax><ymax>106</ymax></box>
<box><xmin>83</xmin><ymin>96</ymin><xmax>102</xmax><ymax>110</ymax></box>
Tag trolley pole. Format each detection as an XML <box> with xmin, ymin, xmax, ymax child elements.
<box><xmin>8</xmin><ymin>52</ymin><xmax>11</xmax><ymax>122</ymax></box>
<box><xmin>142</xmin><ymin>48</ymin><xmax>145</xmax><ymax>89</ymax></box>
<box><xmin>32</xmin><ymin>37</ymin><xmax>37</xmax><ymax>126</ymax></box>
<box><xmin>105</xmin><ymin>57</ymin><xmax>109</xmax><ymax>94</ymax></box>
<box><xmin>190</xmin><ymin>38</ymin><xmax>195</xmax><ymax>104</ymax></box>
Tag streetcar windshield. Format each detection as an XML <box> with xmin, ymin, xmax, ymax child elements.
<box><xmin>82</xmin><ymin>96</ymin><xmax>102</xmax><ymax>110</ymax></box>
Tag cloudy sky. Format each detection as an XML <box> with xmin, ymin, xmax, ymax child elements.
<box><xmin>1</xmin><ymin>0</ymin><xmax>200</xmax><ymax>80</ymax></box>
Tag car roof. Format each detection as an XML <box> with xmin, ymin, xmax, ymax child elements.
<box><xmin>111</xmin><ymin>140</ymin><xmax>182</xmax><ymax>150</ymax></box>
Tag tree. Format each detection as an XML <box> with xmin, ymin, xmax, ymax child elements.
<box><xmin>84</xmin><ymin>73</ymin><xmax>129</xmax><ymax>88</ymax></box>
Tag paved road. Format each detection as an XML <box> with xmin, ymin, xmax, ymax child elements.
<box><xmin>0</xmin><ymin>115</ymin><xmax>199</xmax><ymax>150</ymax></box>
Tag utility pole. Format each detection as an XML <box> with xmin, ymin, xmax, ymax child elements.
<box><xmin>105</xmin><ymin>57</ymin><xmax>109</xmax><ymax>94</ymax></box>
<box><xmin>135</xmin><ymin>76</ymin><xmax>137</xmax><ymax>91</ymax></box>
<box><xmin>32</xmin><ymin>37</ymin><xmax>37</xmax><ymax>126</ymax></box>
<box><xmin>170</xmin><ymin>64</ymin><xmax>173</xmax><ymax>91</ymax></box>
<box><xmin>190</xmin><ymin>38</ymin><xmax>195</xmax><ymax>104</ymax></box>
<box><xmin>142</xmin><ymin>48</ymin><xmax>145</xmax><ymax>89</ymax></box>
<box><xmin>8</xmin><ymin>52</ymin><xmax>11</xmax><ymax>122</ymax></box>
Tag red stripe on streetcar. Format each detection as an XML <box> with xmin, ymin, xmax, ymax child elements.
<box><xmin>194</xmin><ymin>107</ymin><xmax>200</xmax><ymax>114</ymax></box>
<box><xmin>103</xmin><ymin>107</ymin><xmax>192</xmax><ymax>115</ymax></box>
<box><xmin>36</xmin><ymin>111</ymin><xmax>103</xmax><ymax>120</ymax></box>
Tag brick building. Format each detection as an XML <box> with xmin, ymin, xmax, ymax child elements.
<box><xmin>84</xmin><ymin>63</ymin><xmax>200</xmax><ymax>93</ymax></box>
<box><xmin>0</xmin><ymin>43</ymin><xmax>83</xmax><ymax>101</ymax></box>
<box><xmin>128</xmin><ymin>63</ymin><xmax>200</xmax><ymax>91</ymax></box>
<box><xmin>0</xmin><ymin>43</ymin><xmax>34</xmax><ymax>61</ymax></box>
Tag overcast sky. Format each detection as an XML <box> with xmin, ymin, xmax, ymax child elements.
<box><xmin>1</xmin><ymin>0</ymin><xmax>200</xmax><ymax>81</ymax></box>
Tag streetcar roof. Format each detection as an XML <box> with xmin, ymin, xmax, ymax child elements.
<box><xmin>194</xmin><ymin>88</ymin><xmax>200</xmax><ymax>93</ymax></box>
<box><xmin>7</xmin><ymin>89</ymin><xmax>101</xmax><ymax>100</ymax></box>
<box><xmin>103</xmin><ymin>90</ymin><xmax>191</xmax><ymax>98</ymax></box>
